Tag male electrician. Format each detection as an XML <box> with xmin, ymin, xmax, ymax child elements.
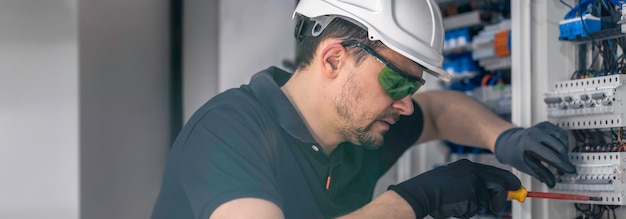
<box><xmin>152</xmin><ymin>0</ymin><xmax>576</xmax><ymax>218</ymax></box>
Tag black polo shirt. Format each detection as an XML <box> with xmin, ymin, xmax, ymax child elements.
<box><xmin>151</xmin><ymin>66</ymin><xmax>424</xmax><ymax>219</ymax></box>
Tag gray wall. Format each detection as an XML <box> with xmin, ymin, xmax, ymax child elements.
<box><xmin>0</xmin><ymin>0</ymin><xmax>79</xmax><ymax>218</ymax></box>
<box><xmin>3</xmin><ymin>0</ymin><xmax>297</xmax><ymax>218</ymax></box>
<box><xmin>0</xmin><ymin>0</ymin><xmax>171</xmax><ymax>218</ymax></box>
<box><xmin>218</xmin><ymin>0</ymin><xmax>296</xmax><ymax>91</ymax></box>
<box><xmin>184</xmin><ymin>0</ymin><xmax>296</xmax><ymax>119</ymax></box>
<box><xmin>183</xmin><ymin>0</ymin><xmax>220</xmax><ymax>121</ymax></box>
<box><xmin>79</xmin><ymin>0</ymin><xmax>171</xmax><ymax>218</ymax></box>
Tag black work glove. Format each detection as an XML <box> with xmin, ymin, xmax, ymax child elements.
<box><xmin>494</xmin><ymin>121</ymin><xmax>577</xmax><ymax>188</ymax></box>
<box><xmin>388</xmin><ymin>159</ymin><xmax>521</xmax><ymax>219</ymax></box>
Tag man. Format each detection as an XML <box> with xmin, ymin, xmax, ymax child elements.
<box><xmin>152</xmin><ymin>0</ymin><xmax>576</xmax><ymax>218</ymax></box>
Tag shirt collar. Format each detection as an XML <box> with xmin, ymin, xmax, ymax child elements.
<box><xmin>247</xmin><ymin>66</ymin><xmax>317</xmax><ymax>144</ymax></box>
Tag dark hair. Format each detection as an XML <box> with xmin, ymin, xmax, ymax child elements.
<box><xmin>294</xmin><ymin>16</ymin><xmax>385</xmax><ymax>71</ymax></box>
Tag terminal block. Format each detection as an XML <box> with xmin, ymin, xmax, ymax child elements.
<box><xmin>545</xmin><ymin>75</ymin><xmax>626</xmax><ymax>129</ymax></box>
<box><xmin>559</xmin><ymin>14</ymin><xmax>601</xmax><ymax>41</ymax></box>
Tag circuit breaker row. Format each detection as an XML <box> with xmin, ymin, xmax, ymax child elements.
<box><xmin>553</xmin><ymin>152</ymin><xmax>626</xmax><ymax>205</ymax></box>
<box><xmin>546</xmin><ymin>75</ymin><xmax>626</xmax><ymax>129</ymax></box>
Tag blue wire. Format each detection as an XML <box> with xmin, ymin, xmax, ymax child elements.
<box><xmin>456</xmin><ymin>146</ymin><xmax>464</xmax><ymax>155</ymax></box>
<box><xmin>573</xmin><ymin>0</ymin><xmax>625</xmax><ymax>18</ymax></box>
<box><xmin>564</xmin><ymin>0</ymin><xmax>596</xmax><ymax>19</ymax></box>
<box><xmin>608</xmin><ymin>40</ymin><xmax>618</xmax><ymax>61</ymax></box>
<box><xmin>581</xmin><ymin>7</ymin><xmax>589</xmax><ymax>18</ymax></box>
<box><xmin>601</xmin><ymin>0</ymin><xmax>610</xmax><ymax>10</ymax></box>
<box><xmin>590</xmin><ymin>4</ymin><xmax>602</xmax><ymax>16</ymax></box>
<box><xmin>582</xmin><ymin>2</ymin><xmax>601</xmax><ymax>17</ymax></box>
<box><xmin>488</xmin><ymin>73</ymin><xmax>501</xmax><ymax>86</ymax></box>
<box><xmin>471</xmin><ymin>148</ymin><xmax>481</xmax><ymax>155</ymax></box>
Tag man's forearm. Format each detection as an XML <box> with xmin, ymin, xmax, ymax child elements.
<box><xmin>337</xmin><ymin>191</ymin><xmax>416</xmax><ymax>219</ymax></box>
<box><xmin>414</xmin><ymin>90</ymin><xmax>515</xmax><ymax>151</ymax></box>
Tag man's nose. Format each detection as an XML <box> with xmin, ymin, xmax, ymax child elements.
<box><xmin>391</xmin><ymin>95</ymin><xmax>414</xmax><ymax>116</ymax></box>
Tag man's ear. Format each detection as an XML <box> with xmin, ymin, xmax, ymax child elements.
<box><xmin>319</xmin><ymin>43</ymin><xmax>347</xmax><ymax>79</ymax></box>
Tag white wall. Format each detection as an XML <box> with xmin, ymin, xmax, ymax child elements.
<box><xmin>79</xmin><ymin>0</ymin><xmax>170</xmax><ymax>218</ymax></box>
<box><xmin>0</xmin><ymin>1</ymin><xmax>79</xmax><ymax>218</ymax></box>
<box><xmin>529</xmin><ymin>1</ymin><xmax>576</xmax><ymax>218</ymax></box>
<box><xmin>218</xmin><ymin>0</ymin><xmax>296</xmax><ymax>91</ymax></box>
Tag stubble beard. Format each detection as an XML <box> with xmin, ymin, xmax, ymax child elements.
<box><xmin>333</xmin><ymin>75</ymin><xmax>394</xmax><ymax>150</ymax></box>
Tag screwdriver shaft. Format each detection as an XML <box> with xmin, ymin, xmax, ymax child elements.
<box><xmin>526</xmin><ymin>191</ymin><xmax>601</xmax><ymax>201</ymax></box>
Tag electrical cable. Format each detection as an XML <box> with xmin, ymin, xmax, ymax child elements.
<box><xmin>575</xmin><ymin>203</ymin><xmax>607</xmax><ymax>219</ymax></box>
<box><xmin>610</xmin><ymin>128</ymin><xmax>618</xmax><ymax>141</ymax></box>
<box><xmin>615</xmin><ymin>38</ymin><xmax>626</xmax><ymax>74</ymax></box>
<box><xmin>579</xmin><ymin>3</ymin><xmax>607</xmax><ymax>76</ymax></box>
<box><xmin>596</xmin><ymin>129</ymin><xmax>607</xmax><ymax>145</ymax></box>
<box><xmin>561</xmin><ymin>0</ymin><xmax>575</xmax><ymax>9</ymax></box>
<box><xmin>579</xmin><ymin>0</ymin><xmax>626</xmax><ymax>76</ymax></box>
<box><xmin>572</xmin><ymin>70</ymin><xmax>581</xmax><ymax>79</ymax></box>
<box><xmin>601</xmin><ymin>0</ymin><xmax>611</xmax><ymax>10</ymax></box>
<box><xmin>618</xmin><ymin>127</ymin><xmax>626</xmax><ymax>151</ymax></box>
<box><xmin>481</xmin><ymin>74</ymin><xmax>493</xmax><ymax>87</ymax></box>
<box><xmin>603</xmin><ymin>40</ymin><xmax>620</xmax><ymax>75</ymax></box>
<box><xmin>617</xmin><ymin>127</ymin><xmax>625</xmax><ymax>144</ymax></box>
<box><xmin>613</xmin><ymin>208</ymin><xmax>616</xmax><ymax>219</ymax></box>
<box><xmin>571</xmin><ymin>130</ymin><xmax>583</xmax><ymax>152</ymax></box>
<box><xmin>588</xmin><ymin>49</ymin><xmax>603</xmax><ymax>77</ymax></box>
<box><xmin>565</xmin><ymin>0</ymin><xmax>596</xmax><ymax>19</ymax></box>
<box><xmin>606</xmin><ymin>205</ymin><xmax>620</xmax><ymax>219</ymax></box>
<box><xmin>488</xmin><ymin>72</ymin><xmax>502</xmax><ymax>86</ymax></box>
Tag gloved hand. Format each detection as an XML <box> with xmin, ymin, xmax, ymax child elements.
<box><xmin>388</xmin><ymin>159</ymin><xmax>521</xmax><ymax>219</ymax></box>
<box><xmin>494</xmin><ymin>121</ymin><xmax>577</xmax><ymax>188</ymax></box>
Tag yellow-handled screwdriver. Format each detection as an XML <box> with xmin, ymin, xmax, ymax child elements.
<box><xmin>507</xmin><ymin>186</ymin><xmax>602</xmax><ymax>203</ymax></box>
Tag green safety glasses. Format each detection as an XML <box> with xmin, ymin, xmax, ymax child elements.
<box><xmin>341</xmin><ymin>40</ymin><xmax>426</xmax><ymax>100</ymax></box>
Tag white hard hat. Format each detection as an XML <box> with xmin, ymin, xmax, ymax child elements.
<box><xmin>293</xmin><ymin>0</ymin><xmax>451</xmax><ymax>82</ymax></box>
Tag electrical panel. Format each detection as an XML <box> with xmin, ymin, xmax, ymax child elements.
<box><xmin>545</xmin><ymin>0</ymin><xmax>626</xmax><ymax>203</ymax></box>
<box><xmin>543</xmin><ymin>3</ymin><xmax>626</xmax><ymax>219</ymax></box>
<box><xmin>545</xmin><ymin>75</ymin><xmax>626</xmax><ymax>206</ymax></box>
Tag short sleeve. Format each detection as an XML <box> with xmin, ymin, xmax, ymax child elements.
<box><xmin>378</xmin><ymin>100</ymin><xmax>425</xmax><ymax>172</ymax></box>
<box><xmin>177</xmin><ymin>108</ymin><xmax>282</xmax><ymax>219</ymax></box>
